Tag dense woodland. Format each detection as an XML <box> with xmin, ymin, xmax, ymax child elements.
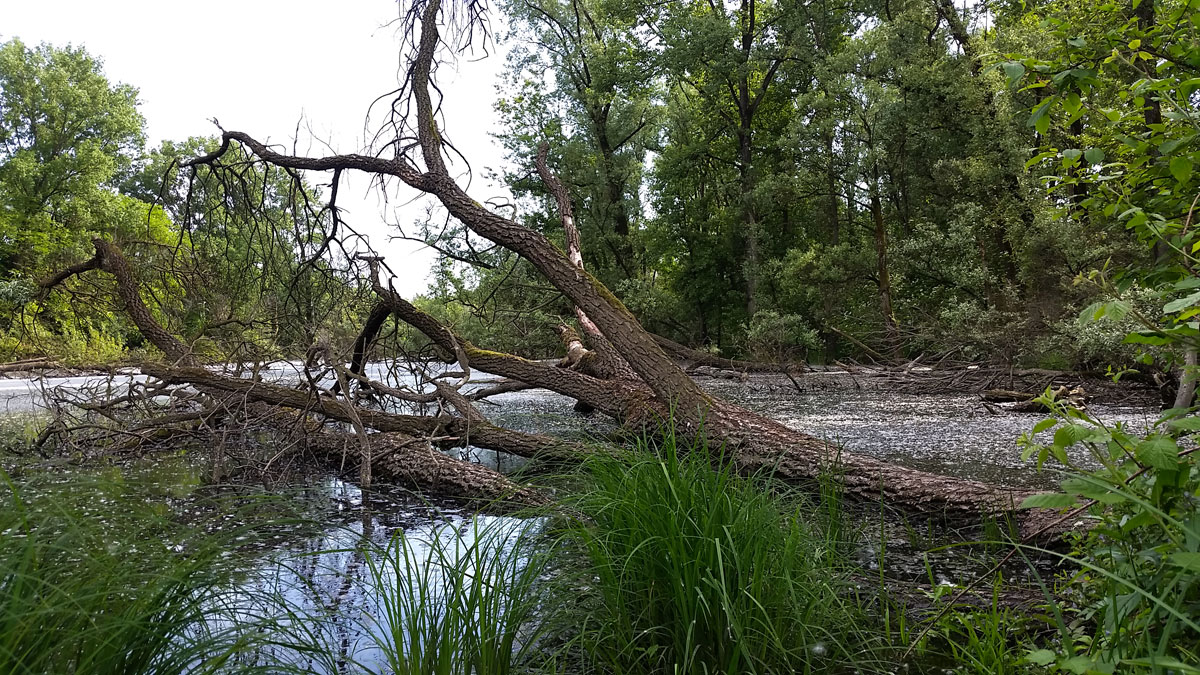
<box><xmin>1</xmin><ymin>0</ymin><xmax>1199</xmax><ymax>672</ymax></box>
<box><xmin>0</xmin><ymin>0</ymin><xmax>1194</xmax><ymax>374</ymax></box>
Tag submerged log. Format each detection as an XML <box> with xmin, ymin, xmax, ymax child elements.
<box><xmin>653</xmin><ymin>333</ymin><xmax>804</xmax><ymax>374</ymax></box>
<box><xmin>983</xmin><ymin>386</ymin><xmax>1087</xmax><ymax>413</ymax></box>
<box><xmin>304</xmin><ymin>430</ymin><xmax>551</xmax><ymax>510</ymax></box>
<box><xmin>982</xmin><ymin>389</ymin><xmax>1039</xmax><ymax>403</ymax></box>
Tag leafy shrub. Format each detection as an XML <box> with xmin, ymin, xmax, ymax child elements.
<box><xmin>1017</xmin><ymin>397</ymin><xmax>1200</xmax><ymax>672</ymax></box>
<box><xmin>743</xmin><ymin>310</ymin><xmax>820</xmax><ymax>362</ymax></box>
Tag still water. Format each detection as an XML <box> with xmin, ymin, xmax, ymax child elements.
<box><xmin>0</xmin><ymin>366</ymin><xmax>1159</xmax><ymax>669</ymax></box>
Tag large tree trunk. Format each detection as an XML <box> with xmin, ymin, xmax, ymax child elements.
<box><xmin>149</xmin><ymin>0</ymin><xmax>1046</xmax><ymax>522</ymax></box>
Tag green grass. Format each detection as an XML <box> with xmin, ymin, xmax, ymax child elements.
<box><xmin>359</xmin><ymin>516</ymin><xmax>555</xmax><ymax>675</ymax></box>
<box><xmin>0</xmin><ymin>473</ymin><xmax>304</xmax><ymax>674</ymax></box>
<box><xmin>2</xmin><ymin>422</ymin><xmax>1109</xmax><ymax>675</ymax></box>
<box><xmin>559</xmin><ymin>426</ymin><xmax>884</xmax><ymax>674</ymax></box>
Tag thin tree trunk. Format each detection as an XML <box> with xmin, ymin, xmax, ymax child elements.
<box><xmin>871</xmin><ymin>193</ymin><xmax>899</xmax><ymax>348</ymax></box>
<box><xmin>1174</xmin><ymin>348</ymin><xmax>1197</xmax><ymax>409</ymax></box>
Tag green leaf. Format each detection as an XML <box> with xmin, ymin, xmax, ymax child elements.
<box><xmin>1064</xmin><ymin>91</ymin><xmax>1082</xmax><ymax>116</ymax></box>
<box><xmin>1062</xmin><ymin>655</ymin><xmax>1097</xmax><ymax>674</ymax></box>
<box><xmin>1033</xmin><ymin>418</ymin><xmax>1058</xmax><ymax>433</ymax></box>
<box><xmin>1167</xmin><ymin>552</ymin><xmax>1200</xmax><ymax>572</ymax></box>
<box><xmin>1168</xmin><ymin>415</ymin><xmax>1200</xmax><ymax>431</ymax></box>
<box><xmin>1002</xmin><ymin>61</ymin><xmax>1025</xmax><ymax>86</ymax></box>
<box><xmin>1134</xmin><ymin>434</ymin><xmax>1180</xmax><ymax>470</ymax></box>
<box><xmin>1164</xmin><ymin>290</ymin><xmax>1200</xmax><ymax>313</ymax></box>
<box><xmin>1020</xmin><ymin>492</ymin><xmax>1078</xmax><ymax>509</ymax></box>
<box><xmin>1060</xmin><ymin>477</ymin><xmax>1126</xmax><ymax>504</ymax></box>
<box><xmin>1031</xmin><ymin>98</ymin><xmax>1053</xmax><ymax>134</ymax></box>
<box><xmin>1053</xmin><ymin>423</ymin><xmax>1096</xmax><ymax>446</ymax></box>
<box><xmin>1025</xmin><ymin>649</ymin><xmax>1057</xmax><ymax>666</ymax></box>
<box><xmin>1170</xmin><ymin>156</ymin><xmax>1194</xmax><ymax>184</ymax></box>
<box><xmin>1062</xmin><ymin>148</ymin><xmax>1083</xmax><ymax>167</ymax></box>
<box><xmin>1158</xmin><ymin>136</ymin><xmax>1193</xmax><ymax>154</ymax></box>
<box><xmin>1084</xmin><ymin>147</ymin><xmax>1105</xmax><ymax>164</ymax></box>
<box><xmin>1025</xmin><ymin>150</ymin><xmax>1057</xmax><ymax>168</ymax></box>
<box><xmin>1125</xmin><ymin>331</ymin><xmax>1171</xmax><ymax>346</ymax></box>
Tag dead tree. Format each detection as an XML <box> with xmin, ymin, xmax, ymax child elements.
<box><xmin>37</xmin><ymin>0</ymin><xmax>1045</xmax><ymax>523</ymax></box>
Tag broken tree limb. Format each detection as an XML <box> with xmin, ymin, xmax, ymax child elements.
<box><xmin>42</xmin><ymin>232</ymin><xmax>1041</xmax><ymax>522</ymax></box>
<box><xmin>652</xmin><ymin>333</ymin><xmax>804</xmax><ymax>374</ymax></box>
<box><xmin>39</xmin><ymin>239</ymin><xmax>196</xmax><ymax>366</ymax></box>
<box><xmin>154</xmin><ymin>0</ymin><xmax>1056</xmax><ymax>522</ymax></box>
<box><xmin>304</xmin><ymin>430</ymin><xmax>551</xmax><ymax>510</ymax></box>
<box><xmin>536</xmin><ymin>142</ymin><xmax>638</xmax><ymax>382</ymax></box>
<box><xmin>138</xmin><ymin>364</ymin><xmax>594</xmax><ymax>464</ymax></box>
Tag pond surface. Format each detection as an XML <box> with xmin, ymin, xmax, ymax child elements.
<box><xmin>0</xmin><ymin>366</ymin><xmax>1160</xmax><ymax>668</ymax></box>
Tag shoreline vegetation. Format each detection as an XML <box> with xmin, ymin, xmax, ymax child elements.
<box><xmin>2</xmin><ymin>422</ymin><xmax>1194</xmax><ymax>673</ymax></box>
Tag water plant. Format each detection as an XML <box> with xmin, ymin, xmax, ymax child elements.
<box><xmin>358</xmin><ymin>515</ymin><xmax>555</xmax><ymax>675</ymax></box>
<box><xmin>0</xmin><ymin>472</ymin><xmax>314</xmax><ymax>674</ymax></box>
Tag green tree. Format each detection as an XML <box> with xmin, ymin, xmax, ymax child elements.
<box><xmin>0</xmin><ymin>38</ymin><xmax>145</xmax><ymax>278</ymax></box>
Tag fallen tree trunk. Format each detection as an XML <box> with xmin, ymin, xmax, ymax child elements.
<box><xmin>141</xmin><ymin>363</ymin><xmax>594</xmax><ymax>464</ymax></box>
<box><xmin>652</xmin><ymin>334</ymin><xmax>804</xmax><ymax>374</ymax></box>
<box><xmin>304</xmin><ymin>430</ymin><xmax>551</xmax><ymax>510</ymax></box>
<box><xmin>39</xmin><ymin>0</ymin><xmax>1054</xmax><ymax>526</ymax></box>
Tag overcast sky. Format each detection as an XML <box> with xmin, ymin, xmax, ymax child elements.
<box><xmin>3</xmin><ymin>0</ymin><xmax>514</xmax><ymax>296</ymax></box>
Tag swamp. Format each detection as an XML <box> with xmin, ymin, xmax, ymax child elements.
<box><xmin>1</xmin><ymin>0</ymin><xmax>1199</xmax><ymax>672</ymax></box>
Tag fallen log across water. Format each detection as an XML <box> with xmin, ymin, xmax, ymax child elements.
<box><xmin>32</xmin><ymin>0</ymin><xmax>1070</xmax><ymax>529</ymax></box>
<box><xmin>36</xmin><ymin>222</ymin><xmax>1046</xmax><ymax>525</ymax></box>
<box><xmin>303</xmin><ymin>429</ymin><xmax>552</xmax><ymax>511</ymax></box>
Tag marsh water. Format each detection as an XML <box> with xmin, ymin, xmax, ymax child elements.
<box><xmin>0</xmin><ymin>365</ymin><xmax>1160</xmax><ymax>668</ymax></box>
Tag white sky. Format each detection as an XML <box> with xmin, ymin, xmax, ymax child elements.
<box><xmin>3</xmin><ymin>0</ymin><xmax>514</xmax><ymax>296</ymax></box>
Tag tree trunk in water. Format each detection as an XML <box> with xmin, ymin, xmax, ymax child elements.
<box><xmin>132</xmin><ymin>0</ymin><xmax>1056</xmax><ymax>524</ymax></box>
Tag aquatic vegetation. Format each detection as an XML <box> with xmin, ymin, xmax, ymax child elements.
<box><xmin>359</xmin><ymin>516</ymin><xmax>554</xmax><ymax>675</ymax></box>
<box><xmin>0</xmin><ymin>473</ymin><xmax>308</xmax><ymax>674</ymax></box>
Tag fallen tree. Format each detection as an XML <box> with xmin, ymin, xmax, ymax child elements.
<box><xmin>35</xmin><ymin>0</ymin><xmax>1047</xmax><ymax>524</ymax></box>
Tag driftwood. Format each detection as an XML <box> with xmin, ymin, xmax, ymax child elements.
<box><xmin>982</xmin><ymin>386</ymin><xmax>1088</xmax><ymax>412</ymax></box>
<box><xmin>0</xmin><ymin>357</ymin><xmax>55</xmax><ymax>374</ymax></box>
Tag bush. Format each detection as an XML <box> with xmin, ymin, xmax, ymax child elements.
<box><xmin>743</xmin><ymin>310</ymin><xmax>820</xmax><ymax>362</ymax></box>
<box><xmin>1017</xmin><ymin>396</ymin><xmax>1200</xmax><ymax>672</ymax></box>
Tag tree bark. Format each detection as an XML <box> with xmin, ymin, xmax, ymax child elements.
<box><xmin>871</xmin><ymin>193</ymin><xmax>899</xmax><ymax>348</ymax></box>
<box><xmin>154</xmin><ymin>0</ymin><xmax>1049</xmax><ymax>522</ymax></box>
<box><xmin>1174</xmin><ymin>348</ymin><xmax>1197</xmax><ymax>409</ymax></box>
<box><xmin>305</xmin><ymin>430</ymin><xmax>550</xmax><ymax>510</ymax></box>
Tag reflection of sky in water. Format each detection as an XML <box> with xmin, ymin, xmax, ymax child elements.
<box><xmin>224</xmin><ymin>479</ymin><xmax>541</xmax><ymax>672</ymax></box>
<box><xmin>9</xmin><ymin>466</ymin><xmax>538</xmax><ymax>671</ymax></box>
